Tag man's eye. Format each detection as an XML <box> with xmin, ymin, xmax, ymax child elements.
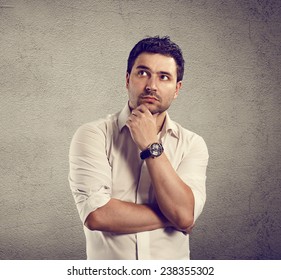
<box><xmin>138</xmin><ymin>70</ymin><xmax>148</xmax><ymax>76</ymax></box>
<box><xmin>160</xmin><ymin>75</ymin><xmax>169</xmax><ymax>81</ymax></box>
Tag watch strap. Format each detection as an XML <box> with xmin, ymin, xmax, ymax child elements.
<box><xmin>140</xmin><ymin>148</ymin><xmax>151</xmax><ymax>160</ymax></box>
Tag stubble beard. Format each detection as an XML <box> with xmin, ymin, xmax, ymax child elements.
<box><xmin>137</xmin><ymin>91</ymin><xmax>165</xmax><ymax>114</ymax></box>
<box><xmin>137</xmin><ymin>99</ymin><xmax>169</xmax><ymax>115</ymax></box>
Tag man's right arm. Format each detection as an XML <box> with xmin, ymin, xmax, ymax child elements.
<box><xmin>69</xmin><ymin>122</ymin><xmax>167</xmax><ymax>234</ymax></box>
<box><xmin>85</xmin><ymin>198</ymin><xmax>167</xmax><ymax>234</ymax></box>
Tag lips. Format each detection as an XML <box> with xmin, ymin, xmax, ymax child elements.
<box><xmin>140</xmin><ymin>96</ymin><xmax>159</xmax><ymax>102</ymax></box>
<box><xmin>142</xmin><ymin>97</ymin><xmax>157</xmax><ymax>102</ymax></box>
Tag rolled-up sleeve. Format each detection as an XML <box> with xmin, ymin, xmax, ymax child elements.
<box><xmin>68</xmin><ymin>122</ymin><xmax>112</xmax><ymax>224</ymax></box>
<box><xmin>176</xmin><ymin>135</ymin><xmax>209</xmax><ymax>222</ymax></box>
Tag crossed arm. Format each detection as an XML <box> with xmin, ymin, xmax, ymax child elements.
<box><xmin>85</xmin><ymin>199</ymin><xmax>167</xmax><ymax>234</ymax></box>
<box><xmin>85</xmin><ymin>154</ymin><xmax>194</xmax><ymax>233</ymax></box>
<box><xmin>84</xmin><ymin>105</ymin><xmax>195</xmax><ymax>234</ymax></box>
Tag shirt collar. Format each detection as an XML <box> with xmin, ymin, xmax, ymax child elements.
<box><xmin>117</xmin><ymin>103</ymin><xmax>131</xmax><ymax>132</ymax></box>
<box><xmin>161</xmin><ymin>111</ymin><xmax>179</xmax><ymax>139</ymax></box>
<box><xmin>117</xmin><ymin>103</ymin><xmax>179</xmax><ymax>139</ymax></box>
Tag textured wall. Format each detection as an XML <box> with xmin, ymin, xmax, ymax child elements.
<box><xmin>0</xmin><ymin>0</ymin><xmax>280</xmax><ymax>259</ymax></box>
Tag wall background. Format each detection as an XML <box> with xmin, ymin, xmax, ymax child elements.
<box><xmin>0</xmin><ymin>0</ymin><xmax>280</xmax><ymax>259</ymax></box>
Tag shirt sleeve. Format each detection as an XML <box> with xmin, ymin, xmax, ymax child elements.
<box><xmin>68</xmin><ymin>122</ymin><xmax>112</xmax><ymax>224</ymax></box>
<box><xmin>176</xmin><ymin>135</ymin><xmax>209</xmax><ymax>222</ymax></box>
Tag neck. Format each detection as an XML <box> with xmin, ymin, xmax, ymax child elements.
<box><xmin>155</xmin><ymin>111</ymin><xmax>166</xmax><ymax>134</ymax></box>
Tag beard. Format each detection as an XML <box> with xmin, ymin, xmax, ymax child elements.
<box><xmin>137</xmin><ymin>99</ymin><xmax>171</xmax><ymax>115</ymax></box>
<box><xmin>129</xmin><ymin>88</ymin><xmax>174</xmax><ymax>115</ymax></box>
<box><xmin>136</xmin><ymin>91</ymin><xmax>165</xmax><ymax>114</ymax></box>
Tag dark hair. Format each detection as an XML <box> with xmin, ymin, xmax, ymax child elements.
<box><xmin>127</xmin><ymin>36</ymin><xmax>185</xmax><ymax>82</ymax></box>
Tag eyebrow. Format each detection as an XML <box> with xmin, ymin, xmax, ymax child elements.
<box><xmin>136</xmin><ymin>65</ymin><xmax>172</xmax><ymax>77</ymax></box>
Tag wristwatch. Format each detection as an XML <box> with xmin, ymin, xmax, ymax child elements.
<box><xmin>140</xmin><ymin>143</ymin><xmax>164</xmax><ymax>160</ymax></box>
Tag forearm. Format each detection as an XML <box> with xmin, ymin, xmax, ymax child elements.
<box><xmin>84</xmin><ymin>198</ymin><xmax>167</xmax><ymax>234</ymax></box>
<box><xmin>125</xmin><ymin>105</ymin><xmax>195</xmax><ymax>231</ymax></box>
<box><xmin>146</xmin><ymin>152</ymin><xmax>195</xmax><ymax>230</ymax></box>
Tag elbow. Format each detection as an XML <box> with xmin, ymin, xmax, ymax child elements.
<box><xmin>173</xmin><ymin>214</ymin><xmax>194</xmax><ymax>232</ymax></box>
<box><xmin>84</xmin><ymin>212</ymin><xmax>100</xmax><ymax>231</ymax></box>
<box><xmin>177</xmin><ymin>220</ymin><xmax>194</xmax><ymax>232</ymax></box>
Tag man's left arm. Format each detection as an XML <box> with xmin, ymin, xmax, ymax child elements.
<box><xmin>126</xmin><ymin>105</ymin><xmax>208</xmax><ymax>232</ymax></box>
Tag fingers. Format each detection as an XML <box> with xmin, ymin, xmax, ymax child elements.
<box><xmin>132</xmin><ymin>105</ymin><xmax>158</xmax><ymax>121</ymax></box>
<box><xmin>135</xmin><ymin>105</ymin><xmax>160</xmax><ymax>119</ymax></box>
<box><xmin>134</xmin><ymin>104</ymin><xmax>151</xmax><ymax>116</ymax></box>
<box><xmin>126</xmin><ymin>110</ymin><xmax>142</xmax><ymax>126</ymax></box>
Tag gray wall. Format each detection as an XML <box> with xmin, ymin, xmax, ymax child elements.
<box><xmin>0</xmin><ymin>0</ymin><xmax>280</xmax><ymax>259</ymax></box>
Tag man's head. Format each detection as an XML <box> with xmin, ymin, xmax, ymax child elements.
<box><xmin>127</xmin><ymin>36</ymin><xmax>185</xmax><ymax>83</ymax></box>
<box><xmin>126</xmin><ymin>36</ymin><xmax>184</xmax><ymax>115</ymax></box>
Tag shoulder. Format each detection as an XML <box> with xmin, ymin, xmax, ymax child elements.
<box><xmin>71</xmin><ymin>113</ymin><xmax>118</xmax><ymax>143</ymax></box>
<box><xmin>172</xmin><ymin>120</ymin><xmax>208</xmax><ymax>156</ymax></box>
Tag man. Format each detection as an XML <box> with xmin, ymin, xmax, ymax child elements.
<box><xmin>68</xmin><ymin>36</ymin><xmax>208</xmax><ymax>260</ymax></box>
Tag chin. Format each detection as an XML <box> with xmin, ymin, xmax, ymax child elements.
<box><xmin>149</xmin><ymin>107</ymin><xmax>164</xmax><ymax>115</ymax></box>
<box><xmin>137</xmin><ymin>101</ymin><xmax>166</xmax><ymax>114</ymax></box>
<box><xmin>142</xmin><ymin>103</ymin><xmax>159</xmax><ymax>114</ymax></box>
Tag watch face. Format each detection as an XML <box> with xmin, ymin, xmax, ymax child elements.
<box><xmin>150</xmin><ymin>143</ymin><xmax>162</xmax><ymax>156</ymax></box>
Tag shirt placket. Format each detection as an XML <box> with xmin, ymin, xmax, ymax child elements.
<box><xmin>135</xmin><ymin>161</ymin><xmax>151</xmax><ymax>259</ymax></box>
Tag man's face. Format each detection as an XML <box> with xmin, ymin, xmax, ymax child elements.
<box><xmin>126</xmin><ymin>52</ymin><xmax>182</xmax><ymax>114</ymax></box>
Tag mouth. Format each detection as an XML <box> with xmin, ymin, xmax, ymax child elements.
<box><xmin>140</xmin><ymin>96</ymin><xmax>159</xmax><ymax>103</ymax></box>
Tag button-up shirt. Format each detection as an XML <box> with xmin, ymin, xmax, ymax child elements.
<box><xmin>68</xmin><ymin>104</ymin><xmax>209</xmax><ymax>260</ymax></box>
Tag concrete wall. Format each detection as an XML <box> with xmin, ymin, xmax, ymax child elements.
<box><xmin>0</xmin><ymin>0</ymin><xmax>280</xmax><ymax>259</ymax></box>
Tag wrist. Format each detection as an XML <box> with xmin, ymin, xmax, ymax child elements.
<box><xmin>140</xmin><ymin>142</ymin><xmax>164</xmax><ymax>160</ymax></box>
<box><xmin>140</xmin><ymin>138</ymin><xmax>158</xmax><ymax>151</ymax></box>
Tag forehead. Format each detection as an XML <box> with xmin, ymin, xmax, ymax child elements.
<box><xmin>133</xmin><ymin>52</ymin><xmax>177</xmax><ymax>75</ymax></box>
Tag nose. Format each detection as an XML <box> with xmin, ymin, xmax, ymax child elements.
<box><xmin>145</xmin><ymin>76</ymin><xmax>157</xmax><ymax>93</ymax></box>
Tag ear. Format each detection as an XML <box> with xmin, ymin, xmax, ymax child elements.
<box><xmin>126</xmin><ymin>72</ymin><xmax>130</xmax><ymax>89</ymax></box>
<box><xmin>173</xmin><ymin>81</ymin><xmax>182</xmax><ymax>99</ymax></box>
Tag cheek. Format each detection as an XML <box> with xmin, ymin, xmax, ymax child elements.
<box><xmin>132</xmin><ymin>78</ymin><xmax>145</xmax><ymax>89</ymax></box>
<box><xmin>163</xmin><ymin>88</ymin><xmax>178</xmax><ymax>101</ymax></box>
<box><xmin>128</xmin><ymin>85</ymin><xmax>139</xmax><ymax>104</ymax></box>
<box><xmin>129</xmin><ymin>79</ymin><xmax>145</xmax><ymax>96</ymax></box>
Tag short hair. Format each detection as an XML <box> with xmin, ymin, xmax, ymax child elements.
<box><xmin>127</xmin><ymin>36</ymin><xmax>185</xmax><ymax>82</ymax></box>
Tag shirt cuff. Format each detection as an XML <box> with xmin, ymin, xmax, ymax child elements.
<box><xmin>73</xmin><ymin>185</ymin><xmax>111</xmax><ymax>224</ymax></box>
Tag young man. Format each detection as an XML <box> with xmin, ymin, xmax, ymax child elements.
<box><xmin>68</xmin><ymin>36</ymin><xmax>209</xmax><ymax>260</ymax></box>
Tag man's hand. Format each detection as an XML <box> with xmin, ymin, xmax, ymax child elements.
<box><xmin>126</xmin><ymin>105</ymin><xmax>159</xmax><ymax>150</ymax></box>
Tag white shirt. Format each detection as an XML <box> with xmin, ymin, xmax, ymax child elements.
<box><xmin>68</xmin><ymin>104</ymin><xmax>209</xmax><ymax>260</ymax></box>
